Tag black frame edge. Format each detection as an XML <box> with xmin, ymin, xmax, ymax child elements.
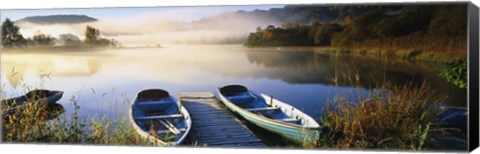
<box><xmin>468</xmin><ymin>1</ymin><xmax>479</xmax><ymax>152</ymax></box>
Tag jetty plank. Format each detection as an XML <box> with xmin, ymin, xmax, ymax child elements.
<box><xmin>180</xmin><ymin>92</ymin><xmax>266</xmax><ymax>147</ymax></box>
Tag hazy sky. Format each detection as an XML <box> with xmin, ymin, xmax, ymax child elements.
<box><xmin>1</xmin><ymin>5</ymin><xmax>283</xmax><ymax>22</ymax></box>
<box><xmin>1</xmin><ymin>5</ymin><xmax>286</xmax><ymax>46</ymax></box>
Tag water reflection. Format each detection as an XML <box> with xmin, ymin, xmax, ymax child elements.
<box><xmin>0</xmin><ymin>46</ymin><xmax>467</xmax><ymax>124</ymax></box>
<box><xmin>244</xmin><ymin>49</ymin><xmax>466</xmax><ymax>107</ymax></box>
<box><xmin>2</xmin><ymin>52</ymin><xmax>101</xmax><ymax>88</ymax></box>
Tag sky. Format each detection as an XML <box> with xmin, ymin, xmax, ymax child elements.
<box><xmin>0</xmin><ymin>5</ymin><xmax>286</xmax><ymax>46</ymax></box>
<box><xmin>1</xmin><ymin>5</ymin><xmax>283</xmax><ymax>22</ymax></box>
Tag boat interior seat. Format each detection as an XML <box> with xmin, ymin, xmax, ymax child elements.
<box><xmin>135</xmin><ymin>114</ymin><xmax>183</xmax><ymax>120</ymax></box>
<box><xmin>135</xmin><ymin>101</ymin><xmax>175</xmax><ymax>112</ymax></box>
<box><xmin>245</xmin><ymin>106</ymin><xmax>280</xmax><ymax>112</ymax></box>
<box><xmin>227</xmin><ymin>95</ymin><xmax>254</xmax><ymax>105</ymax></box>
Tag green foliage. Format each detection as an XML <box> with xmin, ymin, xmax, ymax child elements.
<box><xmin>1</xmin><ymin>20</ymin><xmax>119</xmax><ymax>48</ymax></box>
<box><xmin>439</xmin><ymin>60</ymin><xmax>467</xmax><ymax>89</ymax></box>
<box><xmin>245</xmin><ymin>24</ymin><xmax>314</xmax><ymax>47</ymax></box>
<box><xmin>245</xmin><ymin>4</ymin><xmax>467</xmax><ymax>59</ymax></box>
<box><xmin>428</xmin><ymin>4</ymin><xmax>467</xmax><ymax>37</ymax></box>
<box><xmin>314</xmin><ymin>23</ymin><xmax>342</xmax><ymax>46</ymax></box>
<box><xmin>1</xmin><ymin>18</ymin><xmax>27</xmax><ymax>48</ymax></box>
<box><xmin>383</xmin><ymin>5</ymin><xmax>435</xmax><ymax>37</ymax></box>
<box><xmin>331</xmin><ymin>10</ymin><xmax>384</xmax><ymax>47</ymax></box>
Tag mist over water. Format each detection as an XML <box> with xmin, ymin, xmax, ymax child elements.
<box><xmin>1</xmin><ymin>46</ymin><xmax>466</xmax><ymax>125</ymax></box>
<box><xmin>15</xmin><ymin>12</ymin><xmax>281</xmax><ymax>46</ymax></box>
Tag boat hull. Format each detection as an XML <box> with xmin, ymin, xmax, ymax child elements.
<box><xmin>2</xmin><ymin>90</ymin><xmax>64</xmax><ymax>115</ymax></box>
<box><xmin>129</xmin><ymin>89</ymin><xmax>191</xmax><ymax>146</ymax></box>
<box><xmin>129</xmin><ymin>105</ymin><xmax>191</xmax><ymax>146</ymax></box>
<box><xmin>218</xmin><ymin>89</ymin><xmax>319</xmax><ymax>146</ymax></box>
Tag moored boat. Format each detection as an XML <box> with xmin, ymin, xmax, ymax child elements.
<box><xmin>217</xmin><ymin>85</ymin><xmax>320</xmax><ymax>146</ymax></box>
<box><xmin>1</xmin><ymin>89</ymin><xmax>64</xmax><ymax>115</ymax></box>
<box><xmin>438</xmin><ymin>106</ymin><xmax>467</xmax><ymax>133</ymax></box>
<box><xmin>129</xmin><ymin>89</ymin><xmax>192</xmax><ymax>146</ymax></box>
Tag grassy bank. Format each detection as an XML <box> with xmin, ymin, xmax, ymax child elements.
<box><xmin>318</xmin><ymin>82</ymin><xmax>442</xmax><ymax>150</ymax></box>
<box><xmin>314</xmin><ymin>71</ymin><xmax>467</xmax><ymax>150</ymax></box>
<box><xmin>1</xmin><ymin>95</ymin><xmax>151</xmax><ymax>145</ymax></box>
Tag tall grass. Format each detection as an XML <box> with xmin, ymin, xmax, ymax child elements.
<box><xmin>1</xmin><ymin>94</ymin><xmax>151</xmax><ymax>145</ymax></box>
<box><xmin>319</xmin><ymin>82</ymin><xmax>445</xmax><ymax>150</ymax></box>
<box><xmin>314</xmin><ymin>54</ymin><xmax>462</xmax><ymax>150</ymax></box>
<box><xmin>0</xmin><ymin>70</ymin><xmax>152</xmax><ymax>145</ymax></box>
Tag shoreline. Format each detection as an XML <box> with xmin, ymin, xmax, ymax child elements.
<box><xmin>2</xmin><ymin>45</ymin><xmax>467</xmax><ymax>63</ymax></box>
<box><xmin>1</xmin><ymin>46</ymin><xmax>112</xmax><ymax>52</ymax></box>
<box><xmin>245</xmin><ymin>46</ymin><xmax>467</xmax><ymax>63</ymax></box>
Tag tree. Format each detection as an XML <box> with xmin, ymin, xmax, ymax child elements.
<box><xmin>1</xmin><ymin>18</ymin><xmax>26</xmax><ymax>47</ymax></box>
<box><xmin>428</xmin><ymin>4</ymin><xmax>467</xmax><ymax>37</ymax></box>
<box><xmin>343</xmin><ymin>16</ymin><xmax>352</xmax><ymax>25</ymax></box>
<box><xmin>58</xmin><ymin>33</ymin><xmax>82</xmax><ymax>46</ymax></box>
<box><xmin>314</xmin><ymin>23</ymin><xmax>342</xmax><ymax>46</ymax></box>
<box><xmin>262</xmin><ymin>25</ymin><xmax>275</xmax><ymax>40</ymax></box>
<box><xmin>31</xmin><ymin>32</ymin><xmax>55</xmax><ymax>46</ymax></box>
<box><xmin>282</xmin><ymin>22</ymin><xmax>298</xmax><ymax>29</ymax></box>
<box><xmin>331</xmin><ymin>10</ymin><xmax>384</xmax><ymax>47</ymax></box>
<box><xmin>85</xmin><ymin>25</ymin><xmax>100</xmax><ymax>46</ymax></box>
<box><xmin>83</xmin><ymin>25</ymin><xmax>119</xmax><ymax>47</ymax></box>
<box><xmin>310</xmin><ymin>19</ymin><xmax>321</xmax><ymax>27</ymax></box>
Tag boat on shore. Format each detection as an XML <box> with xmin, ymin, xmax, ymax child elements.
<box><xmin>217</xmin><ymin>85</ymin><xmax>320</xmax><ymax>146</ymax></box>
<box><xmin>437</xmin><ymin>106</ymin><xmax>467</xmax><ymax>133</ymax></box>
<box><xmin>1</xmin><ymin>89</ymin><xmax>64</xmax><ymax>115</ymax></box>
<box><xmin>129</xmin><ymin>89</ymin><xmax>192</xmax><ymax>146</ymax></box>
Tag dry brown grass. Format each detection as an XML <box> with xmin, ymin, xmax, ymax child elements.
<box><xmin>319</xmin><ymin>80</ymin><xmax>446</xmax><ymax>150</ymax></box>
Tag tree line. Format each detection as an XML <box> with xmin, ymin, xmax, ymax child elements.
<box><xmin>245</xmin><ymin>4</ymin><xmax>467</xmax><ymax>54</ymax></box>
<box><xmin>1</xmin><ymin>18</ymin><xmax>119</xmax><ymax>48</ymax></box>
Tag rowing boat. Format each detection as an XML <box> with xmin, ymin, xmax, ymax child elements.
<box><xmin>129</xmin><ymin>89</ymin><xmax>192</xmax><ymax>146</ymax></box>
<box><xmin>217</xmin><ymin>85</ymin><xmax>320</xmax><ymax>146</ymax></box>
<box><xmin>1</xmin><ymin>89</ymin><xmax>64</xmax><ymax>115</ymax></box>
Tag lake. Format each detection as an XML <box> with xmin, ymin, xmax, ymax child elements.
<box><xmin>0</xmin><ymin>45</ymin><xmax>466</xmax><ymax>141</ymax></box>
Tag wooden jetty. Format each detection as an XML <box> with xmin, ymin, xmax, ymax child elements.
<box><xmin>180</xmin><ymin>92</ymin><xmax>266</xmax><ymax>147</ymax></box>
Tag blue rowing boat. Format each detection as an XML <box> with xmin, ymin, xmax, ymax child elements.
<box><xmin>217</xmin><ymin>85</ymin><xmax>320</xmax><ymax>146</ymax></box>
<box><xmin>438</xmin><ymin>106</ymin><xmax>467</xmax><ymax>132</ymax></box>
<box><xmin>129</xmin><ymin>89</ymin><xmax>192</xmax><ymax>146</ymax></box>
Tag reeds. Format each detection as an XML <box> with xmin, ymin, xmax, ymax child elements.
<box><xmin>1</xmin><ymin>94</ymin><xmax>150</xmax><ymax>145</ymax></box>
<box><xmin>320</xmin><ymin>82</ymin><xmax>445</xmax><ymax>150</ymax></box>
<box><xmin>315</xmin><ymin>56</ymin><xmax>454</xmax><ymax>150</ymax></box>
<box><xmin>1</xmin><ymin>70</ymin><xmax>152</xmax><ymax>145</ymax></box>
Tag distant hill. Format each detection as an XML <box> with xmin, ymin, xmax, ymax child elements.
<box><xmin>195</xmin><ymin>5</ymin><xmax>403</xmax><ymax>25</ymax></box>
<box><xmin>16</xmin><ymin>15</ymin><xmax>97</xmax><ymax>25</ymax></box>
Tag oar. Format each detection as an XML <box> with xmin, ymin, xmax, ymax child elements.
<box><xmin>165</xmin><ymin>120</ymin><xmax>181</xmax><ymax>134</ymax></box>
<box><xmin>159</xmin><ymin>120</ymin><xmax>180</xmax><ymax>135</ymax></box>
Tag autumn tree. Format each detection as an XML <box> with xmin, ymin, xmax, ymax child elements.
<box><xmin>262</xmin><ymin>25</ymin><xmax>275</xmax><ymax>40</ymax></box>
<box><xmin>85</xmin><ymin>25</ymin><xmax>100</xmax><ymax>46</ymax></box>
<box><xmin>343</xmin><ymin>16</ymin><xmax>352</xmax><ymax>25</ymax></box>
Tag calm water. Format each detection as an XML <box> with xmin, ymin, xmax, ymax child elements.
<box><xmin>1</xmin><ymin>45</ymin><xmax>466</xmax><ymax>126</ymax></box>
